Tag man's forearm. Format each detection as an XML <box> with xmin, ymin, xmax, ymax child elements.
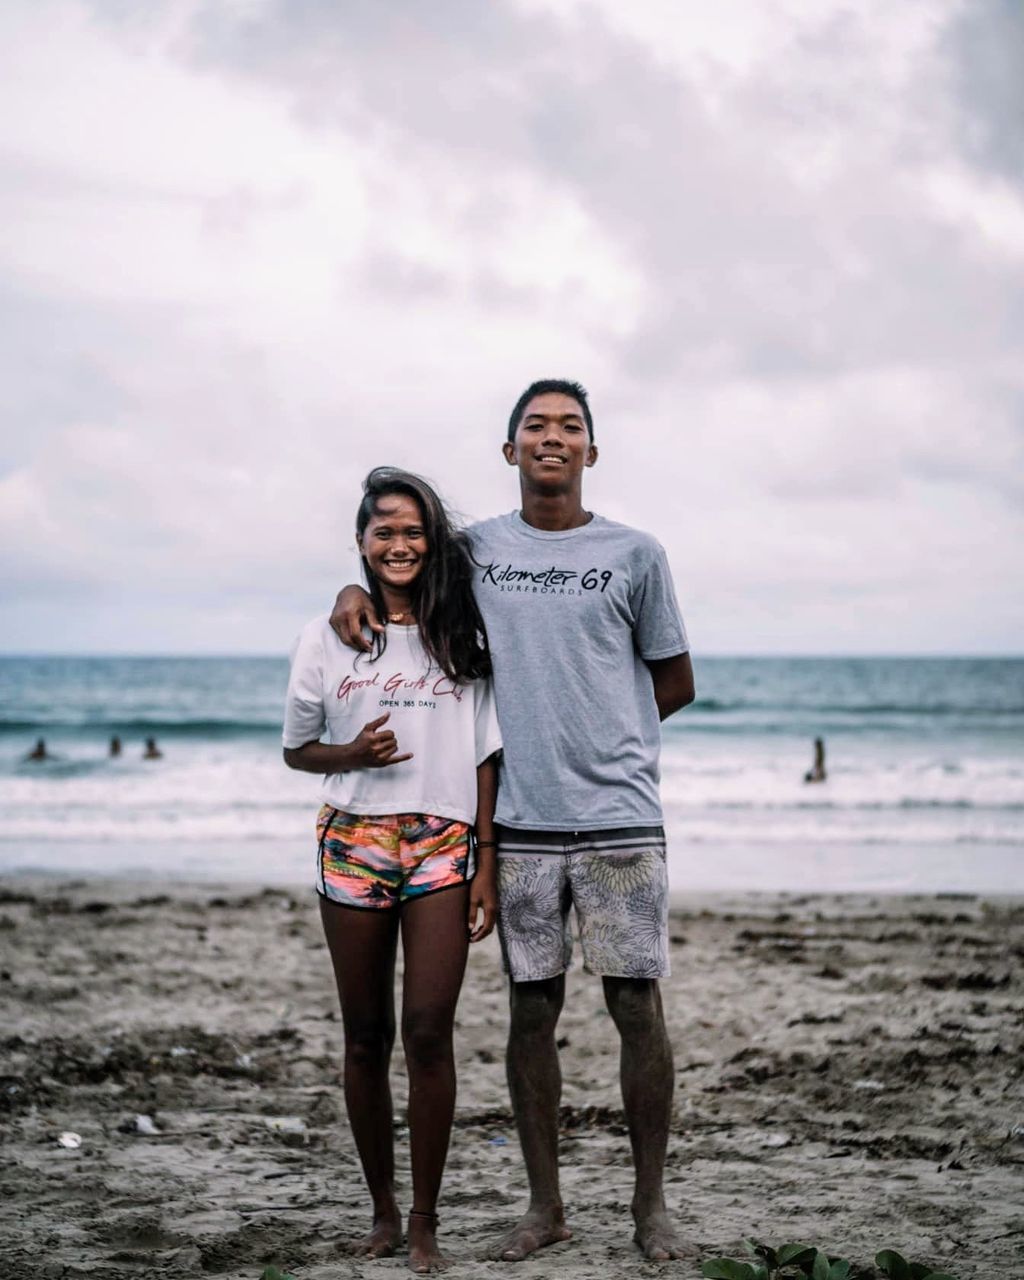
<box><xmin>647</xmin><ymin>653</ymin><xmax>696</xmax><ymax>721</ymax></box>
<box><xmin>655</xmin><ymin>687</ymin><xmax>693</xmax><ymax>720</ymax></box>
<box><xmin>475</xmin><ymin>755</ymin><xmax>498</xmax><ymax>844</ymax></box>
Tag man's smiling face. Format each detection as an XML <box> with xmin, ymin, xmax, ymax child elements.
<box><xmin>503</xmin><ymin>391</ymin><xmax>598</xmax><ymax>492</ymax></box>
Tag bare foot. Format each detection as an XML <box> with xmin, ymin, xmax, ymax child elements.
<box><xmin>350</xmin><ymin>1208</ymin><xmax>403</xmax><ymax>1258</ymax></box>
<box><xmin>488</xmin><ymin>1207</ymin><xmax>572</xmax><ymax>1262</ymax></box>
<box><xmin>407</xmin><ymin>1210</ymin><xmax>448</xmax><ymax>1274</ymax></box>
<box><xmin>632</xmin><ymin>1207</ymin><xmax>693</xmax><ymax>1262</ymax></box>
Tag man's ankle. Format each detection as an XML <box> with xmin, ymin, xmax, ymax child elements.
<box><xmin>632</xmin><ymin>1191</ymin><xmax>668</xmax><ymax>1217</ymax></box>
<box><xmin>525</xmin><ymin>1199</ymin><xmax>565</xmax><ymax>1221</ymax></box>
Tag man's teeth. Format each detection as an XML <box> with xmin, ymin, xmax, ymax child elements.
<box><xmin>539</xmin><ymin>455</ymin><xmax>565</xmax><ymax>462</ymax></box>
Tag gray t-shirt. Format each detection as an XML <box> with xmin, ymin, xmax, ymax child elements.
<box><xmin>467</xmin><ymin>512</ymin><xmax>688</xmax><ymax>831</ymax></box>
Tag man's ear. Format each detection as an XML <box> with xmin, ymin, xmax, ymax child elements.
<box><xmin>585</xmin><ymin>443</ymin><xmax>599</xmax><ymax>468</ymax></box>
<box><xmin>502</xmin><ymin>441</ymin><xmax>518</xmax><ymax>467</ymax></box>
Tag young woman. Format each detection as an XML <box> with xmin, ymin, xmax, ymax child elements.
<box><xmin>283</xmin><ymin>467</ymin><xmax>501</xmax><ymax>1274</ymax></box>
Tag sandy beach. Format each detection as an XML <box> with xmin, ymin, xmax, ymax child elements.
<box><xmin>1</xmin><ymin>876</ymin><xmax>1021</xmax><ymax>1280</ymax></box>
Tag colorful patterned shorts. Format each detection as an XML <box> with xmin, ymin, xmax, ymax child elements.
<box><xmin>495</xmin><ymin>825</ymin><xmax>669</xmax><ymax>981</ymax></box>
<box><xmin>316</xmin><ymin>806</ymin><xmax>475</xmax><ymax>910</ymax></box>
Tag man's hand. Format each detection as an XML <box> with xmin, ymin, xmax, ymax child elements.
<box><xmin>468</xmin><ymin>864</ymin><xmax>498</xmax><ymax>942</ymax></box>
<box><xmin>346</xmin><ymin>713</ymin><xmax>413</xmax><ymax>768</ymax></box>
<box><xmin>330</xmin><ymin>585</ymin><xmax>382</xmax><ymax>653</ymax></box>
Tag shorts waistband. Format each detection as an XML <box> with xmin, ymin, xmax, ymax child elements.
<box><xmin>495</xmin><ymin>824</ymin><xmax>665</xmax><ymax>855</ymax></box>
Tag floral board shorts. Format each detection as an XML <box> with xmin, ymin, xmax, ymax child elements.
<box><xmin>316</xmin><ymin>806</ymin><xmax>474</xmax><ymax>910</ymax></box>
<box><xmin>495</xmin><ymin>825</ymin><xmax>670</xmax><ymax>982</ymax></box>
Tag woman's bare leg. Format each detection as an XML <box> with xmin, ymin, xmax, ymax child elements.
<box><xmin>320</xmin><ymin>896</ymin><xmax>402</xmax><ymax>1256</ymax></box>
<box><xmin>399</xmin><ymin>885</ymin><xmax>470</xmax><ymax>1273</ymax></box>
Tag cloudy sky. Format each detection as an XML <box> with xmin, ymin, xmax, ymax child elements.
<box><xmin>1</xmin><ymin>0</ymin><xmax>1021</xmax><ymax>655</ymax></box>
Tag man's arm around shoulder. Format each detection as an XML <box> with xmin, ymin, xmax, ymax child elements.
<box><xmin>646</xmin><ymin>652</ymin><xmax>695</xmax><ymax>722</ymax></box>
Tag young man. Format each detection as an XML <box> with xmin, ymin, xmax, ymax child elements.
<box><xmin>331</xmin><ymin>380</ymin><xmax>694</xmax><ymax>1261</ymax></box>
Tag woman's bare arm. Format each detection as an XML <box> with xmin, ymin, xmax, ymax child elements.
<box><xmin>468</xmin><ymin>754</ymin><xmax>499</xmax><ymax>942</ymax></box>
<box><xmin>282</xmin><ymin>713</ymin><xmax>413</xmax><ymax>772</ymax></box>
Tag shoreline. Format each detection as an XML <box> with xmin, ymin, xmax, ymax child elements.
<box><xmin>3</xmin><ymin>865</ymin><xmax>1024</xmax><ymax>912</ymax></box>
<box><xmin>1</xmin><ymin>876</ymin><xmax>1020</xmax><ymax>1278</ymax></box>
<box><xmin>1</xmin><ymin>837</ymin><xmax>1022</xmax><ymax>896</ymax></box>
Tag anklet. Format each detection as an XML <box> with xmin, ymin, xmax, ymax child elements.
<box><xmin>408</xmin><ymin>1209</ymin><xmax>439</xmax><ymax>1225</ymax></box>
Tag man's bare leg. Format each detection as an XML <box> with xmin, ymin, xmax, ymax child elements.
<box><xmin>489</xmin><ymin>975</ymin><xmax>573</xmax><ymax>1261</ymax></box>
<box><xmin>603</xmin><ymin>977</ymin><xmax>689</xmax><ymax>1261</ymax></box>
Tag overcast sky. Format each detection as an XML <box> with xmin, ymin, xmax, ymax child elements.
<box><xmin>1</xmin><ymin>0</ymin><xmax>1022</xmax><ymax>655</ymax></box>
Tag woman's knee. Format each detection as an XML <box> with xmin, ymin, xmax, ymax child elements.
<box><xmin>344</xmin><ymin>1018</ymin><xmax>395</xmax><ymax>1069</ymax></box>
<box><xmin>401</xmin><ymin>1006</ymin><xmax>454</xmax><ymax>1070</ymax></box>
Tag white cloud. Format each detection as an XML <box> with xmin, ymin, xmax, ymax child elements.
<box><xmin>0</xmin><ymin>0</ymin><xmax>1021</xmax><ymax>654</ymax></box>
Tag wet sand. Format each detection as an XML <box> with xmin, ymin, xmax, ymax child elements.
<box><xmin>1</xmin><ymin>877</ymin><xmax>1021</xmax><ymax>1278</ymax></box>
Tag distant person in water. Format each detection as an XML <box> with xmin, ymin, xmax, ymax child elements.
<box><xmin>804</xmin><ymin>737</ymin><xmax>826</xmax><ymax>784</ymax></box>
<box><xmin>25</xmin><ymin>738</ymin><xmax>50</xmax><ymax>762</ymax></box>
<box><xmin>109</xmin><ymin>736</ymin><xmax>122</xmax><ymax>758</ymax></box>
<box><xmin>143</xmin><ymin>738</ymin><xmax>163</xmax><ymax>760</ymax></box>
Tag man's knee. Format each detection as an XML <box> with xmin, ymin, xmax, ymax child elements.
<box><xmin>509</xmin><ymin>976</ymin><xmax>565</xmax><ymax>1038</ymax></box>
<box><xmin>603</xmin><ymin>977</ymin><xmax>664</xmax><ymax>1038</ymax></box>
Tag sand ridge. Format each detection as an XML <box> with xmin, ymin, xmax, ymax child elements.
<box><xmin>1</xmin><ymin>878</ymin><xmax>1021</xmax><ymax>1278</ymax></box>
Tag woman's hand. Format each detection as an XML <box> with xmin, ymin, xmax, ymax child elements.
<box><xmin>284</xmin><ymin>715</ymin><xmax>412</xmax><ymax>774</ymax></box>
<box><xmin>330</xmin><ymin>585</ymin><xmax>382</xmax><ymax>653</ymax></box>
<box><xmin>467</xmin><ymin>863</ymin><xmax>498</xmax><ymax>942</ymax></box>
<box><xmin>346</xmin><ymin>713</ymin><xmax>413</xmax><ymax>768</ymax></box>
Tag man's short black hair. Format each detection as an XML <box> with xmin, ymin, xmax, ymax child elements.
<box><xmin>507</xmin><ymin>379</ymin><xmax>594</xmax><ymax>442</ymax></box>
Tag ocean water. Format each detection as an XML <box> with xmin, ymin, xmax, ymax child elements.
<box><xmin>1</xmin><ymin>655</ymin><xmax>1021</xmax><ymax>892</ymax></box>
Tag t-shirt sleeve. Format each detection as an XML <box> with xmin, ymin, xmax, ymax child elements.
<box><xmin>473</xmin><ymin>676</ymin><xmax>503</xmax><ymax>766</ymax></box>
<box><xmin>282</xmin><ymin>621</ymin><xmax>327</xmax><ymax>748</ymax></box>
<box><xmin>631</xmin><ymin>543</ymin><xmax>689</xmax><ymax>661</ymax></box>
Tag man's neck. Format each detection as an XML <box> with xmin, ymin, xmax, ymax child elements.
<box><xmin>518</xmin><ymin>488</ymin><xmax>593</xmax><ymax>532</ymax></box>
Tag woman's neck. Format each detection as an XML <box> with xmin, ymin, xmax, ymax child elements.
<box><xmin>379</xmin><ymin>587</ymin><xmax>416</xmax><ymax>623</ymax></box>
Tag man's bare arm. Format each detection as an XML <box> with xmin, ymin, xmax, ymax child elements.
<box><xmin>646</xmin><ymin>652</ymin><xmax>695</xmax><ymax>721</ymax></box>
<box><xmin>329</xmin><ymin>585</ymin><xmax>382</xmax><ymax>653</ymax></box>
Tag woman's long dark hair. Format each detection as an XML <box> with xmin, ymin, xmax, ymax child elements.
<box><xmin>356</xmin><ymin>467</ymin><xmax>491</xmax><ymax>683</ymax></box>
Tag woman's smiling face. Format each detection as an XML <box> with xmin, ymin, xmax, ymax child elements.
<box><xmin>358</xmin><ymin>492</ymin><xmax>428</xmax><ymax>593</ymax></box>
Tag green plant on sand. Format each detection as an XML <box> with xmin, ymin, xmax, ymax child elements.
<box><xmin>874</xmin><ymin>1249</ymin><xmax>957</xmax><ymax>1280</ymax></box>
<box><xmin>700</xmin><ymin>1240</ymin><xmax>959</xmax><ymax>1280</ymax></box>
<box><xmin>259</xmin><ymin>1268</ymin><xmax>297</xmax><ymax>1280</ymax></box>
